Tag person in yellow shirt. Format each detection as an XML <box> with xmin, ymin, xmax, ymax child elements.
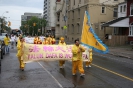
<box><xmin>34</xmin><ymin>36</ymin><xmax>38</xmax><ymax>44</ymax></box>
<box><xmin>16</xmin><ymin>37</ymin><xmax>25</xmax><ymax>71</ymax></box>
<box><xmin>51</xmin><ymin>36</ymin><xmax>56</xmax><ymax>45</ymax></box>
<box><xmin>59</xmin><ymin>37</ymin><xmax>66</xmax><ymax>68</ymax></box>
<box><xmin>37</xmin><ymin>37</ymin><xmax>42</xmax><ymax>44</ymax></box>
<box><xmin>47</xmin><ymin>35</ymin><xmax>52</xmax><ymax>45</ymax></box>
<box><xmin>72</xmin><ymin>39</ymin><xmax>85</xmax><ymax>76</ymax></box>
<box><xmin>42</xmin><ymin>37</ymin><xmax>49</xmax><ymax>45</ymax></box>
<box><xmin>85</xmin><ymin>48</ymin><xmax>93</xmax><ymax>67</ymax></box>
<box><xmin>4</xmin><ymin>34</ymin><xmax>10</xmax><ymax>54</ymax></box>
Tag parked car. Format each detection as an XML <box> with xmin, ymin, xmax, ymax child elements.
<box><xmin>0</xmin><ymin>36</ymin><xmax>5</xmax><ymax>59</ymax></box>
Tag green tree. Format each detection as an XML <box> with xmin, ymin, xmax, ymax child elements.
<box><xmin>20</xmin><ymin>16</ymin><xmax>47</xmax><ymax>36</ymax></box>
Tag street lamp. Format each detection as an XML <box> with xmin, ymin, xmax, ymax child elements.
<box><xmin>0</xmin><ymin>11</ymin><xmax>9</xmax><ymax>35</ymax></box>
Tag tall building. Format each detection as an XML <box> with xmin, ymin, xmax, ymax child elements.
<box><xmin>43</xmin><ymin>0</ymin><xmax>56</xmax><ymax>36</ymax></box>
<box><xmin>55</xmin><ymin>0</ymin><xmax>68</xmax><ymax>38</ymax></box>
<box><xmin>21</xmin><ymin>12</ymin><xmax>42</xmax><ymax>22</ymax></box>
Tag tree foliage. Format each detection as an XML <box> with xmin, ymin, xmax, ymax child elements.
<box><xmin>0</xmin><ymin>17</ymin><xmax>11</xmax><ymax>33</ymax></box>
<box><xmin>20</xmin><ymin>16</ymin><xmax>47</xmax><ymax>36</ymax></box>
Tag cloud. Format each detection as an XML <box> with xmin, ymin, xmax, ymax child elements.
<box><xmin>0</xmin><ymin>6</ymin><xmax>43</xmax><ymax>29</ymax></box>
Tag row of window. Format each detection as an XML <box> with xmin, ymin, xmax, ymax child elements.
<box><xmin>67</xmin><ymin>24</ymin><xmax>80</xmax><ymax>34</ymax></box>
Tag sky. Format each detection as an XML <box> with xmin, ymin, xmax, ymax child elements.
<box><xmin>0</xmin><ymin>0</ymin><xmax>43</xmax><ymax>29</ymax></box>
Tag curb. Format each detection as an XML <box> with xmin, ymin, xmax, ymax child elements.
<box><xmin>108</xmin><ymin>53</ymin><xmax>132</xmax><ymax>59</ymax></box>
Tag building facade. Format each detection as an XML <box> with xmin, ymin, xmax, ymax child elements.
<box><xmin>43</xmin><ymin>0</ymin><xmax>56</xmax><ymax>36</ymax></box>
<box><xmin>55</xmin><ymin>0</ymin><xmax>68</xmax><ymax>38</ymax></box>
<box><xmin>66</xmin><ymin>0</ymin><xmax>125</xmax><ymax>42</ymax></box>
<box><xmin>21</xmin><ymin>13</ymin><xmax>42</xmax><ymax>22</ymax></box>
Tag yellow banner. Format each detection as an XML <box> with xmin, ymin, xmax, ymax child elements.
<box><xmin>22</xmin><ymin>43</ymin><xmax>90</xmax><ymax>63</ymax></box>
<box><xmin>81</xmin><ymin>11</ymin><xmax>108</xmax><ymax>54</ymax></box>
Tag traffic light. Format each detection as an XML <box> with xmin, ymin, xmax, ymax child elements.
<box><xmin>8</xmin><ymin>21</ymin><xmax>11</xmax><ymax>26</ymax></box>
<box><xmin>33</xmin><ymin>23</ymin><xmax>36</xmax><ymax>26</ymax></box>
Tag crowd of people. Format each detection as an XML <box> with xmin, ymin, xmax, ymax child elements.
<box><xmin>3</xmin><ymin>34</ymin><xmax>93</xmax><ymax>77</ymax></box>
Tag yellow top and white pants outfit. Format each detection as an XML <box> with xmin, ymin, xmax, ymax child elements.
<box><xmin>72</xmin><ymin>45</ymin><xmax>85</xmax><ymax>75</ymax></box>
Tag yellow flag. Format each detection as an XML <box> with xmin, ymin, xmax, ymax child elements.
<box><xmin>81</xmin><ymin>11</ymin><xmax>108</xmax><ymax>54</ymax></box>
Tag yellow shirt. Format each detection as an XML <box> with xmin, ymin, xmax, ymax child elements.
<box><xmin>4</xmin><ymin>37</ymin><xmax>10</xmax><ymax>45</ymax></box>
<box><xmin>43</xmin><ymin>40</ymin><xmax>49</xmax><ymax>45</ymax></box>
<box><xmin>72</xmin><ymin>44</ymin><xmax>85</xmax><ymax>61</ymax></box>
<box><xmin>16</xmin><ymin>40</ymin><xmax>22</xmax><ymax>57</ymax></box>
<box><xmin>58</xmin><ymin>42</ymin><xmax>66</xmax><ymax>46</ymax></box>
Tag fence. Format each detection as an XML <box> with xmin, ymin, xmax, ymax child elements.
<box><xmin>104</xmin><ymin>35</ymin><xmax>128</xmax><ymax>46</ymax></box>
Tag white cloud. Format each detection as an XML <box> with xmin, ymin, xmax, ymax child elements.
<box><xmin>0</xmin><ymin>6</ymin><xmax>43</xmax><ymax>29</ymax></box>
<box><xmin>0</xmin><ymin>0</ymin><xmax>44</xmax><ymax>29</ymax></box>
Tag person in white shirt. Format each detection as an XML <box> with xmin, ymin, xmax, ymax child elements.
<box><xmin>10</xmin><ymin>34</ymin><xmax>16</xmax><ymax>49</ymax></box>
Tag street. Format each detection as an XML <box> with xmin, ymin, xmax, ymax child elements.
<box><xmin>0</xmin><ymin>47</ymin><xmax>133</xmax><ymax>88</ymax></box>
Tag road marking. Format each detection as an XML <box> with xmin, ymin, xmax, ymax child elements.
<box><xmin>38</xmin><ymin>62</ymin><xmax>63</xmax><ymax>88</ymax></box>
<box><xmin>92</xmin><ymin>64</ymin><xmax>133</xmax><ymax>82</ymax></box>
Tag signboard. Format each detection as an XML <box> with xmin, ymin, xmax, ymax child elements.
<box><xmin>22</xmin><ymin>43</ymin><xmax>90</xmax><ymax>63</ymax></box>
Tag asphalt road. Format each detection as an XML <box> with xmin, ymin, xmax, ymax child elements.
<box><xmin>0</xmin><ymin>47</ymin><xmax>133</xmax><ymax>88</ymax></box>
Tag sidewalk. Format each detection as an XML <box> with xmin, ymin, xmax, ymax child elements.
<box><xmin>108</xmin><ymin>45</ymin><xmax>133</xmax><ymax>59</ymax></box>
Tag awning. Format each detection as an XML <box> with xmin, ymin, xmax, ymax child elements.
<box><xmin>102</xmin><ymin>17</ymin><xmax>129</xmax><ymax>27</ymax></box>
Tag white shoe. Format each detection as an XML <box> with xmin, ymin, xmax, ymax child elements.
<box><xmin>72</xmin><ymin>73</ymin><xmax>76</xmax><ymax>76</ymax></box>
<box><xmin>86</xmin><ymin>66</ymin><xmax>89</xmax><ymax>67</ymax></box>
<box><xmin>80</xmin><ymin>74</ymin><xmax>85</xmax><ymax>77</ymax></box>
<box><xmin>89</xmin><ymin>65</ymin><xmax>91</xmax><ymax>67</ymax></box>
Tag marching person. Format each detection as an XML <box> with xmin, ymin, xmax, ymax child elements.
<box><xmin>16</xmin><ymin>36</ymin><xmax>25</xmax><ymax>71</ymax></box>
<box><xmin>37</xmin><ymin>37</ymin><xmax>42</xmax><ymax>44</ymax></box>
<box><xmin>85</xmin><ymin>48</ymin><xmax>93</xmax><ymax>67</ymax></box>
<box><xmin>51</xmin><ymin>35</ymin><xmax>56</xmax><ymax>45</ymax></box>
<box><xmin>42</xmin><ymin>37</ymin><xmax>49</xmax><ymax>45</ymax></box>
<box><xmin>10</xmin><ymin>34</ymin><xmax>15</xmax><ymax>49</ymax></box>
<box><xmin>4</xmin><ymin>34</ymin><xmax>10</xmax><ymax>54</ymax></box>
<box><xmin>34</xmin><ymin>35</ymin><xmax>38</xmax><ymax>44</ymax></box>
<box><xmin>59</xmin><ymin>37</ymin><xmax>66</xmax><ymax>68</ymax></box>
<box><xmin>72</xmin><ymin>39</ymin><xmax>85</xmax><ymax>76</ymax></box>
<box><xmin>47</xmin><ymin>35</ymin><xmax>52</xmax><ymax>45</ymax></box>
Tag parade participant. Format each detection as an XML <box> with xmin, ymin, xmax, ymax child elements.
<box><xmin>72</xmin><ymin>39</ymin><xmax>85</xmax><ymax>76</ymax></box>
<box><xmin>59</xmin><ymin>37</ymin><xmax>66</xmax><ymax>68</ymax></box>
<box><xmin>42</xmin><ymin>37</ymin><xmax>49</xmax><ymax>45</ymax></box>
<box><xmin>37</xmin><ymin>37</ymin><xmax>42</xmax><ymax>44</ymax></box>
<box><xmin>16</xmin><ymin>37</ymin><xmax>25</xmax><ymax>71</ymax></box>
<box><xmin>34</xmin><ymin>36</ymin><xmax>38</xmax><ymax>44</ymax></box>
<box><xmin>51</xmin><ymin>35</ymin><xmax>56</xmax><ymax>45</ymax></box>
<box><xmin>4</xmin><ymin>34</ymin><xmax>10</xmax><ymax>54</ymax></box>
<box><xmin>47</xmin><ymin>35</ymin><xmax>52</xmax><ymax>45</ymax></box>
<box><xmin>85</xmin><ymin>48</ymin><xmax>93</xmax><ymax>67</ymax></box>
<box><xmin>10</xmin><ymin>34</ymin><xmax>15</xmax><ymax>49</ymax></box>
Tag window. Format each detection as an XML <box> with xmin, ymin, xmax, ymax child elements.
<box><xmin>123</xmin><ymin>5</ymin><xmax>126</xmax><ymax>12</ymax></box>
<box><xmin>78</xmin><ymin>9</ymin><xmax>80</xmax><ymax>18</ymax></box>
<box><xmin>120</xmin><ymin>6</ymin><xmax>122</xmax><ymax>12</ymax></box>
<box><xmin>72</xmin><ymin>25</ymin><xmax>74</xmax><ymax>33</ymax></box>
<box><xmin>79</xmin><ymin>0</ymin><xmax>81</xmax><ymax>3</ymax></box>
<box><xmin>129</xmin><ymin>23</ymin><xmax>133</xmax><ymax>36</ymax></box>
<box><xmin>77</xmin><ymin>24</ymin><xmax>80</xmax><ymax>33</ymax></box>
<box><xmin>113</xmin><ymin>27</ymin><xmax>118</xmax><ymax>35</ymax></box>
<box><xmin>72</xmin><ymin>11</ymin><xmax>74</xmax><ymax>19</ymax></box>
<box><xmin>130</xmin><ymin>3</ymin><xmax>133</xmax><ymax>15</ymax></box>
<box><xmin>113</xmin><ymin>8</ymin><xmax>117</xmax><ymax>17</ymax></box>
<box><xmin>101</xmin><ymin>6</ymin><xmax>106</xmax><ymax>14</ymax></box>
